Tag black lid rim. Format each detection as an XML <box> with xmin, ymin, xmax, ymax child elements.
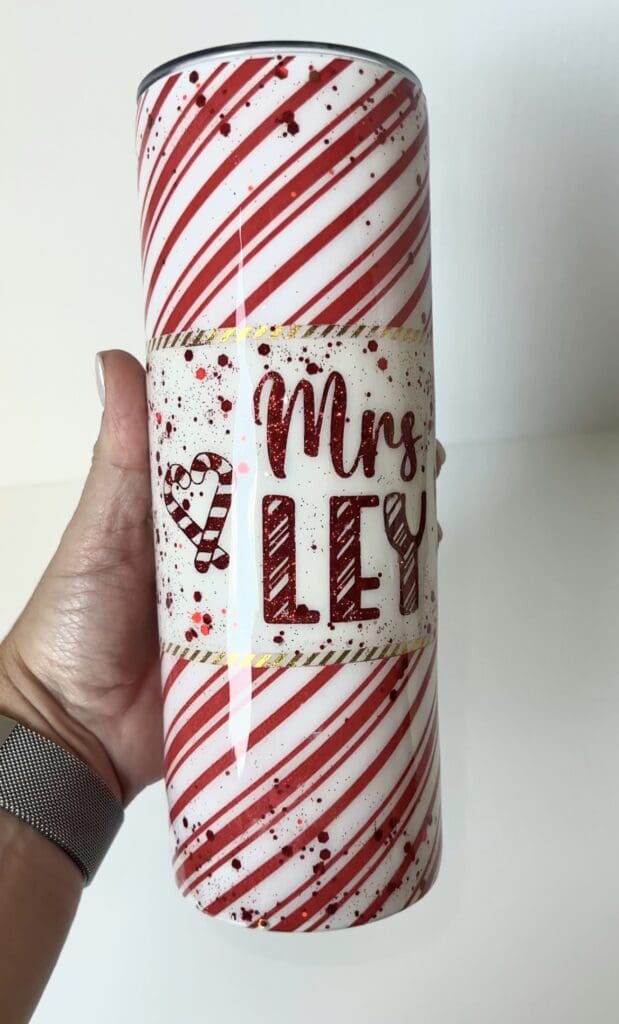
<box><xmin>137</xmin><ymin>40</ymin><xmax>421</xmax><ymax>99</ymax></box>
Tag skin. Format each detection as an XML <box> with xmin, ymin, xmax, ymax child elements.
<box><xmin>0</xmin><ymin>351</ymin><xmax>446</xmax><ymax>1024</ymax></box>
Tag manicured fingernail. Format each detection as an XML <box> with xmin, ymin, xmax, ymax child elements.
<box><xmin>95</xmin><ymin>353</ymin><xmax>106</xmax><ymax>406</ymax></box>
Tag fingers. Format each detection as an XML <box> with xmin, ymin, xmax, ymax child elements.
<box><xmin>55</xmin><ymin>351</ymin><xmax>153</xmax><ymax>567</ymax></box>
<box><xmin>94</xmin><ymin>350</ymin><xmax>149</xmax><ymax>473</ymax></box>
<box><xmin>435</xmin><ymin>440</ymin><xmax>446</xmax><ymax>478</ymax></box>
<box><xmin>435</xmin><ymin>440</ymin><xmax>445</xmax><ymax>543</ymax></box>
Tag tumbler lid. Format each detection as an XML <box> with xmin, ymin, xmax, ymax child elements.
<box><xmin>137</xmin><ymin>41</ymin><xmax>421</xmax><ymax>99</ymax></box>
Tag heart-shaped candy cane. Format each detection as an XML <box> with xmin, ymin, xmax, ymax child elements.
<box><xmin>164</xmin><ymin>451</ymin><xmax>233</xmax><ymax>574</ymax></box>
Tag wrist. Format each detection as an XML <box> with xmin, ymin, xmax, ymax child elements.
<box><xmin>0</xmin><ymin>637</ymin><xmax>124</xmax><ymax>805</ymax></box>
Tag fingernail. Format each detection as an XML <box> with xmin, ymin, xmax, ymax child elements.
<box><xmin>95</xmin><ymin>353</ymin><xmax>106</xmax><ymax>406</ymax></box>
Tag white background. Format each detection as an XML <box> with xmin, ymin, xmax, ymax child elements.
<box><xmin>1</xmin><ymin>1</ymin><xmax>619</xmax><ymax>1022</ymax></box>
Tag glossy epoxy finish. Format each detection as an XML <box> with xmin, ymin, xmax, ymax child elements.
<box><xmin>137</xmin><ymin>46</ymin><xmax>440</xmax><ymax>930</ymax></box>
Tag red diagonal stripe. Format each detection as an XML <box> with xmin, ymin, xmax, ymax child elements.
<box><xmin>286</xmin><ymin>169</ymin><xmax>428</xmax><ymax>324</ymax></box>
<box><xmin>193</xmin><ymin>647</ymin><xmax>434</xmax><ymax>913</ymax></box>
<box><xmin>176</xmin><ymin>653</ymin><xmax>416</xmax><ymax>888</ymax></box>
<box><xmin>350</xmin><ymin>218</ymin><xmax>430</xmax><ymax>322</ymax></box>
<box><xmin>352</xmin><ymin>781</ymin><xmax>440</xmax><ymax>926</ymax></box>
<box><xmin>137</xmin><ymin>74</ymin><xmax>180</xmax><ymax>176</ymax></box>
<box><xmin>169</xmin><ymin>661</ymin><xmax>343</xmax><ymax>823</ymax></box>
<box><xmin>170</xmin><ymin>82</ymin><xmax>418</xmax><ymax>333</ymax></box>
<box><xmin>166</xmin><ymin>665</ymin><xmax>289</xmax><ymax>784</ymax></box>
<box><xmin>314</xmin><ymin>192</ymin><xmax>430</xmax><ymax>324</ymax></box>
<box><xmin>264</xmin><ymin>692</ymin><xmax>437</xmax><ymax>930</ymax></box>
<box><xmin>403</xmin><ymin>819</ymin><xmax>442</xmax><ymax>910</ymax></box>
<box><xmin>220</xmin><ymin>118</ymin><xmax>428</xmax><ymax>328</ymax></box>
<box><xmin>164</xmin><ymin>664</ymin><xmax>227</xmax><ymax>747</ymax></box>
<box><xmin>389</xmin><ymin>257</ymin><xmax>432</xmax><ymax>327</ymax></box>
<box><xmin>162</xmin><ymin>657</ymin><xmax>189</xmax><ymax>701</ymax></box>
<box><xmin>176</xmin><ymin>90</ymin><xmax>419</xmax><ymax>334</ymax></box>
<box><xmin>173</xmin><ymin>653</ymin><xmax>406</xmax><ymax>864</ymax></box>
<box><xmin>306</xmin><ymin>729</ymin><xmax>439</xmax><ymax>930</ymax></box>
<box><xmin>141</xmin><ymin>59</ymin><xmax>271</xmax><ymax>259</ymax></box>
<box><xmin>145</xmin><ymin>57</ymin><xmax>350</xmax><ymax>317</ymax></box>
<box><xmin>140</xmin><ymin>62</ymin><xmax>227</xmax><ymax>230</ymax></box>
<box><xmin>151</xmin><ymin>69</ymin><xmax>394</xmax><ymax>334</ymax></box>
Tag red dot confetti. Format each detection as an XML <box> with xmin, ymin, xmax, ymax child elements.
<box><xmin>195</xmin><ymin>367</ymin><xmax>206</xmax><ymax>380</ymax></box>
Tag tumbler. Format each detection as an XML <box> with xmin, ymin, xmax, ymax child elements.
<box><xmin>136</xmin><ymin>41</ymin><xmax>441</xmax><ymax>931</ymax></box>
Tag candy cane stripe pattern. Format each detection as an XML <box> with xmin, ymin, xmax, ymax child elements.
<box><xmin>138</xmin><ymin>43</ymin><xmax>441</xmax><ymax>930</ymax></box>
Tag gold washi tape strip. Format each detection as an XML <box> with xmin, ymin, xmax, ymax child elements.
<box><xmin>161</xmin><ymin>634</ymin><xmax>431</xmax><ymax>668</ymax></box>
<box><xmin>147</xmin><ymin>323</ymin><xmax>431</xmax><ymax>353</ymax></box>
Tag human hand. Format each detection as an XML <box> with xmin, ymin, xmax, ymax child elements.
<box><xmin>0</xmin><ymin>352</ymin><xmax>162</xmax><ymax>804</ymax></box>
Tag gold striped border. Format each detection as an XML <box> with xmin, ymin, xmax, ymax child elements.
<box><xmin>147</xmin><ymin>323</ymin><xmax>431</xmax><ymax>353</ymax></box>
<box><xmin>160</xmin><ymin>634</ymin><xmax>430</xmax><ymax>669</ymax></box>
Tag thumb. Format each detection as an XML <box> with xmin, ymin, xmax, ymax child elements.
<box><xmin>68</xmin><ymin>350</ymin><xmax>152</xmax><ymax>552</ymax></box>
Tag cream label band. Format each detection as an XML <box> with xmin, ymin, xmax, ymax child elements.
<box><xmin>147</xmin><ymin>323</ymin><xmax>438</xmax><ymax>665</ymax></box>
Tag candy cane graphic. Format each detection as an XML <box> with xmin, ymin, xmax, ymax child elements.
<box><xmin>164</xmin><ymin>451</ymin><xmax>233</xmax><ymax>574</ymax></box>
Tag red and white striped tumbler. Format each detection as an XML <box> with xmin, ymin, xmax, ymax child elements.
<box><xmin>136</xmin><ymin>41</ymin><xmax>441</xmax><ymax>932</ymax></box>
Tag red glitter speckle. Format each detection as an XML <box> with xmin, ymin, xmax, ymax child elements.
<box><xmin>189</xmin><ymin>70</ymin><xmax>199</xmax><ymax>83</ymax></box>
<box><xmin>275</xmin><ymin>65</ymin><xmax>288</xmax><ymax>79</ymax></box>
<box><xmin>367</xmin><ymin>339</ymin><xmax>378</xmax><ymax>352</ymax></box>
<box><xmin>155</xmin><ymin>411</ymin><xmax>162</xmax><ymax>424</ymax></box>
<box><xmin>231</xmin><ymin>858</ymin><xmax>242</xmax><ymax>870</ymax></box>
<box><xmin>219</xmin><ymin>121</ymin><xmax>231</xmax><ymax>137</ymax></box>
<box><xmin>220</xmin><ymin>398</ymin><xmax>232</xmax><ymax>412</ymax></box>
<box><xmin>273</xmin><ymin>634</ymin><xmax>284</xmax><ymax>644</ymax></box>
<box><xmin>195</xmin><ymin>94</ymin><xmax>206</xmax><ymax>107</ymax></box>
<box><xmin>218</xmin><ymin>353</ymin><xmax>229</xmax><ymax>366</ymax></box>
<box><xmin>195</xmin><ymin>367</ymin><xmax>206</xmax><ymax>380</ymax></box>
<box><xmin>377</xmin><ymin>357</ymin><xmax>388</xmax><ymax>371</ymax></box>
<box><xmin>317</xmin><ymin>830</ymin><xmax>329</xmax><ymax>843</ymax></box>
<box><xmin>191</xmin><ymin>611</ymin><xmax>201</xmax><ymax>623</ymax></box>
<box><xmin>184</xmin><ymin>630</ymin><xmax>193</xmax><ymax>642</ymax></box>
<box><xmin>306</xmin><ymin>362</ymin><xmax>320</xmax><ymax>375</ymax></box>
<box><xmin>257</xmin><ymin>342</ymin><xmax>270</xmax><ymax>356</ymax></box>
<box><xmin>184</xmin><ymin>349</ymin><xmax>193</xmax><ymax>362</ymax></box>
<box><xmin>200</xmin><ymin>624</ymin><xmax>211</xmax><ymax>635</ymax></box>
<box><xmin>194</xmin><ymin>591</ymin><xmax>202</xmax><ymax>602</ymax></box>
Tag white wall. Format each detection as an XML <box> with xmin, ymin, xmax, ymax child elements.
<box><xmin>1</xmin><ymin>0</ymin><xmax>618</xmax><ymax>486</ymax></box>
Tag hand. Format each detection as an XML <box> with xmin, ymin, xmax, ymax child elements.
<box><xmin>0</xmin><ymin>352</ymin><xmax>162</xmax><ymax>804</ymax></box>
<box><xmin>436</xmin><ymin>439</ymin><xmax>446</xmax><ymax>541</ymax></box>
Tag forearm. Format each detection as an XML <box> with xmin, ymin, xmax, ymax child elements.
<box><xmin>0</xmin><ymin>810</ymin><xmax>81</xmax><ymax>1024</ymax></box>
<box><xmin>0</xmin><ymin>643</ymin><xmax>123</xmax><ymax>1023</ymax></box>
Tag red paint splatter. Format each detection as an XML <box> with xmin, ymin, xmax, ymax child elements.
<box><xmin>368</xmin><ymin>339</ymin><xmax>378</xmax><ymax>352</ymax></box>
<box><xmin>377</xmin><ymin>357</ymin><xmax>388</xmax><ymax>371</ymax></box>
<box><xmin>219</xmin><ymin>121</ymin><xmax>231</xmax><ymax>137</ymax></box>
